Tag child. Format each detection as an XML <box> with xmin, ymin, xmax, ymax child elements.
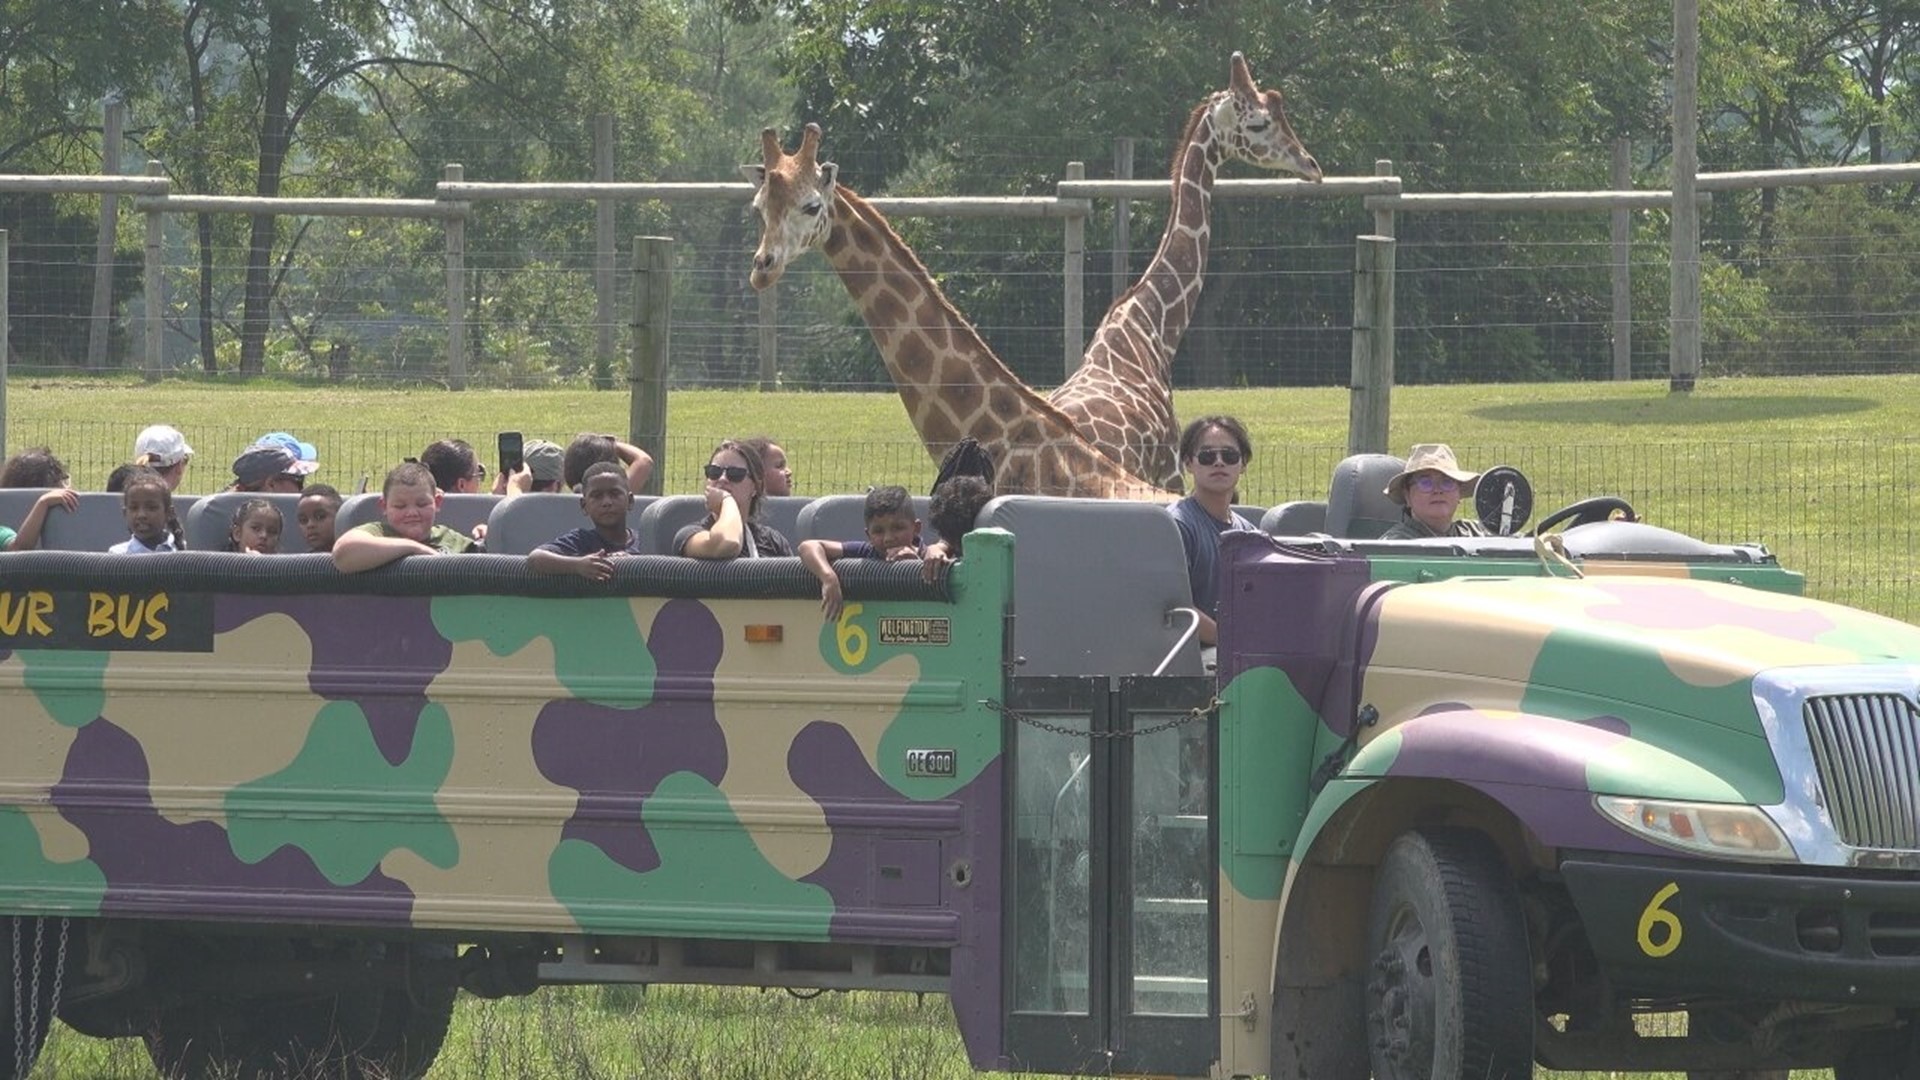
<box><xmin>225</xmin><ymin>499</ymin><xmax>284</xmax><ymax>554</ymax></box>
<box><xmin>297</xmin><ymin>484</ymin><xmax>343</xmax><ymax>553</ymax></box>
<box><xmin>919</xmin><ymin>476</ymin><xmax>993</xmax><ymax>584</ymax></box>
<box><xmin>1</xmin><ymin>487</ymin><xmax>77</xmax><ymax>552</ymax></box>
<box><xmin>799</xmin><ymin>485</ymin><xmax>923</xmax><ymax>621</ymax></box>
<box><xmin>332</xmin><ymin>462</ymin><xmax>475</xmax><ymax>573</ymax></box>
<box><xmin>108</xmin><ymin>468</ymin><xmax>179</xmax><ymax>554</ymax></box>
<box><xmin>527</xmin><ymin>462</ymin><xmax>641</xmax><ymax>581</ymax></box>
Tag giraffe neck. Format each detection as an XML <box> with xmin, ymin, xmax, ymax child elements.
<box><xmin>1124</xmin><ymin>104</ymin><xmax>1226</xmax><ymax>372</ymax></box>
<box><xmin>820</xmin><ymin>188</ymin><xmax>1032</xmax><ymax>460</ymax></box>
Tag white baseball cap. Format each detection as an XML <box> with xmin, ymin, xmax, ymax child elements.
<box><xmin>133</xmin><ymin>424</ymin><xmax>194</xmax><ymax>467</ymax></box>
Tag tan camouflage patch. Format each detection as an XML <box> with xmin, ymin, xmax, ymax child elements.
<box><xmin>390</xmin><ymin>633</ymin><xmax>578</xmax><ymax>932</ymax></box>
<box><xmin>1363</xmin><ymin>583</ymin><xmax>1545</xmax><ymax>724</ymax></box>
<box><xmin>0</xmin><ymin>656</ymin><xmax>90</xmax><ymax>863</ymax></box>
<box><xmin>1218</xmin><ymin>866</ymin><xmax>1281</xmax><ymax>1079</ymax></box>
<box><xmin>707</xmin><ymin>599</ymin><xmax>922</xmax><ymax>880</ymax></box>
<box><xmin>102</xmin><ymin>612</ymin><xmax>329</xmax><ymax>829</ymax></box>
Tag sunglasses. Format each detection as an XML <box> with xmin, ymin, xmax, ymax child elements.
<box><xmin>1194</xmin><ymin>448</ymin><xmax>1243</xmax><ymax>467</ymax></box>
<box><xmin>704</xmin><ymin>463</ymin><xmax>750</xmax><ymax>483</ymax></box>
<box><xmin>1411</xmin><ymin>474</ymin><xmax>1461</xmax><ymax>493</ymax></box>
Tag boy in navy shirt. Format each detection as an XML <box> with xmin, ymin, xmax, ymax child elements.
<box><xmin>798</xmin><ymin>485</ymin><xmax>923</xmax><ymax>620</ymax></box>
<box><xmin>527</xmin><ymin>462</ymin><xmax>642</xmax><ymax>582</ymax></box>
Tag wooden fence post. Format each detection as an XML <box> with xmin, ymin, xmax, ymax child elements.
<box><xmin>1671</xmin><ymin>0</ymin><xmax>1701</xmax><ymax>393</ymax></box>
<box><xmin>1111</xmin><ymin>137</ymin><xmax>1133</xmax><ymax>302</ymax></box>
<box><xmin>1063</xmin><ymin>160</ymin><xmax>1086</xmax><ymax>379</ymax></box>
<box><xmin>143</xmin><ymin>160</ymin><xmax>165</xmax><ymax>381</ymax></box>
<box><xmin>444</xmin><ymin>163</ymin><xmax>467</xmax><ymax>391</ymax></box>
<box><xmin>1372</xmin><ymin>159</ymin><xmax>1396</xmax><ymax>238</ymax></box>
<box><xmin>758</xmin><ymin>277</ymin><xmax>778</xmax><ymax>391</ymax></box>
<box><xmin>88</xmin><ymin>95</ymin><xmax>125</xmax><ymax>372</ymax></box>
<box><xmin>1</xmin><ymin>228</ymin><xmax>8</xmax><ymax>456</ymax></box>
<box><xmin>594</xmin><ymin>113</ymin><xmax>617</xmax><ymax>391</ymax></box>
<box><xmin>1611</xmin><ymin>137</ymin><xmax>1633</xmax><ymax>381</ymax></box>
<box><xmin>632</xmin><ymin>236</ymin><xmax>672</xmax><ymax>495</ymax></box>
<box><xmin>1349</xmin><ymin>235</ymin><xmax>1395</xmax><ymax>456</ymax></box>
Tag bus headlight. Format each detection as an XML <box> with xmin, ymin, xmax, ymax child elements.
<box><xmin>1596</xmin><ymin>796</ymin><xmax>1794</xmax><ymax>862</ymax></box>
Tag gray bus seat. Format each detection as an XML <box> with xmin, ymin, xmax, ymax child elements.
<box><xmin>185</xmin><ymin>493</ymin><xmax>311</xmax><ymax>553</ymax></box>
<box><xmin>40</xmin><ymin>493</ymin><xmax>144</xmax><ymax>551</ymax></box>
<box><xmin>482</xmin><ymin>492</ymin><xmax>659</xmax><ymax>555</ymax></box>
<box><xmin>762</xmin><ymin>496</ymin><xmax>811</xmax><ymax>544</ymax></box>
<box><xmin>1262</xmin><ymin>501</ymin><xmax>1327</xmax><ymax>536</ymax></box>
<box><xmin>796</xmin><ymin>493</ymin><xmax>935</xmax><ymax>545</ymax></box>
<box><xmin>974</xmin><ymin>495</ymin><xmax>1202</xmax><ymax>677</ymax></box>
<box><xmin>1324</xmin><ymin>453</ymin><xmax>1406</xmax><ymax>539</ymax></box>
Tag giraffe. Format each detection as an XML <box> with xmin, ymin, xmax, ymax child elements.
<box><xmin>742</xmin><ymin>124</ymin><xmax>1166</xmax><ymax>499</ymax></box>
<box><xmin>1048</xmin><ymin>52</ymin><xmax>1321</xmax><ymax>491</ymax></box>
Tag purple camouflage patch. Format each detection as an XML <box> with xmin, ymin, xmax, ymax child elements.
<box><xmin>217</xmin><ymin>594</ymin><xmax>454</xmax><ymax>765</ymax></box>
<box><xmin>1383</xmin><ymin>709</ymin><xmax>1667</xmax><ymax>854</ymax></box>
<box><xmin>52</xmin><ymin>718</ymin><xmax>416</xmax><ymax>923</ymax></box>
<box><xmin>531</xmin><ymin>599</ymin><xmax>728</xmax><ymax>873</ymax></box>
<box><xmin>786</xmin><ymin>719</ymin><xmax>1003</xmax><ymax>1069</ymax></box>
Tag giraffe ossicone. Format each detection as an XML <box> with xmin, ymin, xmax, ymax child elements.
<box><xmin>1049</xmin><ymin>51</ymin><xmax>1321</xmax><ymax>492</ymax></box>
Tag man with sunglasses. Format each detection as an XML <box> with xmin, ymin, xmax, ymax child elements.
<box><xmin>1169</xmin><ymin>415</ymin><xmax>1259</xmax><ymax>648</ymax></box>
<box><xmin>1379</xmin><ymin>443</ymin><xmax>1491</xmax><ymax>540</ymax></box>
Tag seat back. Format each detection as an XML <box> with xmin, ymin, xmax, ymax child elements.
<box><xmin>760</xmin><ymin>496</ymin><xmax>811</xmax><ymax>545</ymax></box>
<box><xmin>482</xmin><ymin>492</ymin><xmax>659</xmax><ymax>555</ymax></box>
<box><xmin>337</xmin><ymin>493</ymin><xmax>499</xmax><ymax>543</ymax></box>
<box><xmin>40</xmin><ymin>493</ymin><xmax>142</xmax><ymax>551</ymax></box>
<box><xmin>974</xmin><ymin>495</ymin><xmax>1202</xmax><ymax>677</ymax></box>
<box><xmin>1262</xmin><ymin>500</ymin><xmax>1328</xmax><ymax>536</ymax></box>
<box><xmin>635</xmin><ymin>495</ymin><xmax>711</xmax><ymax>554</ymax></box>
<box><xmin>185</xmin><ymin>493</ymin><xmax>311</xmax><ymax>553</ymax></box>
<box><xmin>1324</xmin><ymin>454</ymin><xmax>1407</xmax><ymax>539</ymax></box>
<box><xmin>795</xmin><ymin>493</ymin><xmax>936</xmax><ymax>545</ymax></box>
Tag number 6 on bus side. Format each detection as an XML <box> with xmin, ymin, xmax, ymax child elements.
<box><xmin>835</xmin><ymin>602</ymin><xmax>869</xmax><ymax>666</ymax></box>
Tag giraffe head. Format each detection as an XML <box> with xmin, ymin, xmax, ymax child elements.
<box><xmin>741</xmin><ymin>123</ymin><xmax>839</xmax><ymax>290</ymax></box>
<box><xmin>1210</xmin><ymin>52</ymin><xmax>1322</xmax><ymax>182</ymax></box>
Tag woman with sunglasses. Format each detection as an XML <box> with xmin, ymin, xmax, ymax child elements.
<box><xmin>1379</xmin><ymin>443</ymin><xmax>1491</xmax><ymax>540</ymax></box>
<box><xmin>674</xmin><ymin>438</ymin><xmax>795</xmax><ymax>559</ymax></box>
<box><xmin>1169</xmin><ymin>415</ymin><xmax>1260</xmax><ymax>648</ymax></box>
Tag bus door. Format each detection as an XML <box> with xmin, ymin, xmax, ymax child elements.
<box><xmin>1001</xmin><ymin>675</ymin><xmax>1217</xmax><ymax>1076</ymax></box>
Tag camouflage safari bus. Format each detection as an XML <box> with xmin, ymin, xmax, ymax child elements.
<box><xmin>4</xmin><ymin>483</ymin><xmax>1920</xmax><ymax>1080</ymax></box>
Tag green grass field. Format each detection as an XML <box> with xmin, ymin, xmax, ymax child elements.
<box><xmin>11</xmin><ymin>373</ymin><xmax>1912</xmax><ymax>1078</ymax></box>
<box><xmin>10</xmin><ymin>371</ymin><xmax>1920</xmax><ymax>618</ymax></box>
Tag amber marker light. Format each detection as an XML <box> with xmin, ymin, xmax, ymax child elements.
<box><xmin>744</xmin><ymin>624</ymin><xmax>784</xmax><ymax>643</ymax></box>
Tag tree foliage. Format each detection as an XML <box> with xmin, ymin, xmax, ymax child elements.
<box><xmin>9</xmin><ymin>0</ymin><xmax>1920</xmax><ymax>383</ymax></box>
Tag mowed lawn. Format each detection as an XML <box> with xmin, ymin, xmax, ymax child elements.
<box><xmin>14</xmin><ymin>373</ymin><xmax>1909</xmax><ymax>1078</ymax></box>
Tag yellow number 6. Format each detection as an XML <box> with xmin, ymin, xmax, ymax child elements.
<box><xmin>835</xmin><ymin>603</ymin><xmax>869</xmax><ymax>666</ymax></box>
<box><xmin>1636</xmin><ymin>881</ymin><xmax>1683</xmax><ymax>958</ymax></box>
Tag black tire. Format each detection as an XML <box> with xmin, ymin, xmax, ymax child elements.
<box><xmin>2</xmin><ymin>917</ymin><xmax>59</xmax><ymax>1080</ymax></box>
<box><xmin>1365</xmin><ymin>827</ymin><xmax>1533</xmax><ymax>1080</ymax></box>
<box><xmin>145</xmin><ymin>990</ymin><xmax>383</xmax><ymax>1080</ymax></box>
<box><xmin>356</xmin><ymin>944</ymin><xmax>458</xmax><ymax>1080</ymax></box>
<box><xmin>1835</xmin><ymin>1022</ymin><xmax>1920</xmax><ymax>1080</ymax></box>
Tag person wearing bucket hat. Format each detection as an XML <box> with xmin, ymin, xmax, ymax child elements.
<box><xmin>254</xmin><ymin>431</ymin><xmax>319</xmax><ymax>492</ymax></box>
<box><xmin>1381</xmin><ymin>443</ymin><xmax>1491</xmax><ymax>540</ymax></box>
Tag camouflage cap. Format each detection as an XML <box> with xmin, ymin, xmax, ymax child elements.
<box><xmin>524</xmin><ymin>439</ymin><xmax>564</xmax><ymax>483</ymax></box>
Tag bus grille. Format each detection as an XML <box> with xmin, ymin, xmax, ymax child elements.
<box><xmin>1805</xmin><ymin>694</ymin><xmax>1920</xmax><ymax>851</ymax></box>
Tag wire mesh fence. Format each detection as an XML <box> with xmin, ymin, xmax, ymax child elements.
<box><xmin>11</xmin><ymin>132</ymin><xmax>1920</xmax><ymax>391</ymax></box>
<box><xmin>12</xmin><ymin>418</ymin><xmax>1915</xmax><ymax>624</ymax></box>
